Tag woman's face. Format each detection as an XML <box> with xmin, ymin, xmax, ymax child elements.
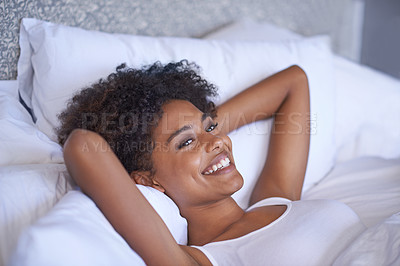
<box><xmin>150</xmin><ymin>100</ymin><xmax>243</xmax><ymax>209</ymax></box>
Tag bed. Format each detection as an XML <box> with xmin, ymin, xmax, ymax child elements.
<box><xmin>1</xmin><ymin>15</ymin><xmax>400</xmax><ymax>266</ymax></box>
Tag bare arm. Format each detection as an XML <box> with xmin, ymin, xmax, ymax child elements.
<box><xmin>216</xmin><ymin>65</ymin><xmax>310</xmax><ymax>203</ymax></box>
<box><xmin>63</xmin><ymin>129</ymin><xmax>201</xmax><ymax>265</ymax></box>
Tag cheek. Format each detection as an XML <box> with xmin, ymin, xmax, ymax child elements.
<box><xmin>224</xmin><ymin>135</ymin><xmax>233</xmax><ymax>150</ymax></box>
<box><xmin>171</xmin><ymin>151</ymin><xmax>203</xmax><ymax>179</ymax></box>
<box><xmin>153</xmin><ymin>149</ymin><xmax>203</xmax><ymax>187</ymax></box>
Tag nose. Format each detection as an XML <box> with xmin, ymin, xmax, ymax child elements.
<box><xmin>204</xmin><ymin>133</ymin><xmax>231</xmax><ymax>153</ymax></box>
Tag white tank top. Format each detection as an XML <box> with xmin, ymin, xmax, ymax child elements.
<box><xmin>192</xmin><ymin>197</ymin><xmax>365</xmax><ymax>266</ymax></box>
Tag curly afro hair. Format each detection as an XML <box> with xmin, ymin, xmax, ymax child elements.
<box><xmin>56</xmin><ymin>60</ymin><xmax>218</xmax><ymax>174</ymax></box>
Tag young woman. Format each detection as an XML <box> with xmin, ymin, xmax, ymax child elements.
<box><xmin>58</xmin><ymin>61</ymin><xmax>364</xmax><ymax>265</ymax></box>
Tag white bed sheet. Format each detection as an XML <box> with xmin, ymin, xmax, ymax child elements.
<box><xmin>334</xmin><ymin>211</ymin><xmax>400</xmax><ymax>265</ymax></box>
<box><xmin>0</xmin><ymin>80</ymin><xmax>18</xmax><ymax>99</ymax></box>
<box><xmin>303</xmin><ymin>156</ymin><xmax>400</xmax><ymax>228</ymax></box>
<box><xmin>0</xmin><ymin>163</ymin><xmax>73</xmax><ymax>265</ymax></box>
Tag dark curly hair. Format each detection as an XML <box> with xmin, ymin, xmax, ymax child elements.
<box><xmin>56</xmin><ymin>60</ymin><xmax>218</xmax><ymax>174</ymax></box>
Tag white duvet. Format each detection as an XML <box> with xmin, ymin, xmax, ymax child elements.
<box><xmin>334</xmin><ymin>212</ymin><xmax>400</xmax><ymax>265</ymax></box>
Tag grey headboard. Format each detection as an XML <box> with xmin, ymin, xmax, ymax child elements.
<box><xmin>1</xmin><ymin>0</ymin><xmax>359</xmax><ymax>80</ymax></box>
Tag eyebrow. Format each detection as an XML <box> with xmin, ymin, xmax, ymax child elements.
<box><xmin>166</xmin><ymin>113</ymin><xmax>211</xmax><ymax>144</ymax></box>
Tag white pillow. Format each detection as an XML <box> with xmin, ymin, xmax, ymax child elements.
<box><xmin>18</xmin><ymin>18</ymin><xmax>336</xmax><ymax>203</ymax></box>
<box><xmin>205</xmin><ymin>18</ymin><xmax>400</xmax><ymax>163</ymax></box>
<box><xmin>205</xmin><ymin>18</ymin><xmax>303</xmax><ymax>42</ymax></box>
<box><xmin>10</xmin><ymin>189</ymin><xmax>187</xmax><ymax>266</ymax></box>
<box><xmin>136</xmin><ymin>185</ymin><xmax>188</xmax><ymax>244</ymax></box>
<box><xmin>0</xmin><ymin>90</ymin><xmax>63</xmax><ymax>166</ymax></box>
<box><xmin>333</xmin><ymin>56</ymin><xmax>400</xmax><ymax>162</ymax></box>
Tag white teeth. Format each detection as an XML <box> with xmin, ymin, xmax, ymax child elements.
<box><xmin>204</xmin><ymin>157</ymin><xmax>231</xmax><ymax>175</ymax></box>
<box><xmin>221</xmin><ymin>158</ymin><xmax>229</xmax><ymax>167</ymax></box>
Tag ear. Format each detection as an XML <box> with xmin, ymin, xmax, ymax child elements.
<box><xmin>150</xmin><ymin>179</ymin><xmax>166</xmax><ymax>193</ymax></box>
<box><xmin>130</xmin><ymin>171</ymin><xmax>165</xmax><ymax>193</ymax></box>
<box><xmin>130</xmin><ymin>171</ymin><xmax>152</xmax><ymax>186</ymax></box>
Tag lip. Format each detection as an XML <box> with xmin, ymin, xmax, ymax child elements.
<box><xmin>201</xmin><ymin>151</ymin><xmax>235</xmax><ymax>175</ymax></box>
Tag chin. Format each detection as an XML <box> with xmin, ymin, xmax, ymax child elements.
<box><xmin>229</xmin><ymin>172</ymin><xmax>244</xmax><ymax>194</ymax></box>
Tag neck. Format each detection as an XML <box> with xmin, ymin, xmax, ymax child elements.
<box><xmin>181</xmin><ymin>197</ymin><xmax>244</xmax><ymax>246</ymax></box>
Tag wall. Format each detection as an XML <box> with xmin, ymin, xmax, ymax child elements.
<box><xmin>361</xmin><ymin>0</ymin><xmax>400</xmax><ymax>79</ymax></box>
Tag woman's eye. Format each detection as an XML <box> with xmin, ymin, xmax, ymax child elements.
<box><xmin>206</xmin><ymin>122</ymin><xmax>218</xmax><ymax>132</ymax></box>
<box><xmin>178</xmin><ymin>138</ymin><xmax>193</xmax><ymax>149</ymax></box>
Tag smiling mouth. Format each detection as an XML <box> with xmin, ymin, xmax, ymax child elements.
<box><xmin>202</xmin><ymin>155</ymin><xmax>232</xmax><ymax>175</ymax></box>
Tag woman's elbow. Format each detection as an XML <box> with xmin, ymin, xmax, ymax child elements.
<box><xmin>288</xmin><ymin>65</ymin><xmax>308</xmax><ymax>81</ymax></box>
<box><xmin>63</xmin><ymin>129</ymin><xmax>103</xmax><ymax>162</ymax></box>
